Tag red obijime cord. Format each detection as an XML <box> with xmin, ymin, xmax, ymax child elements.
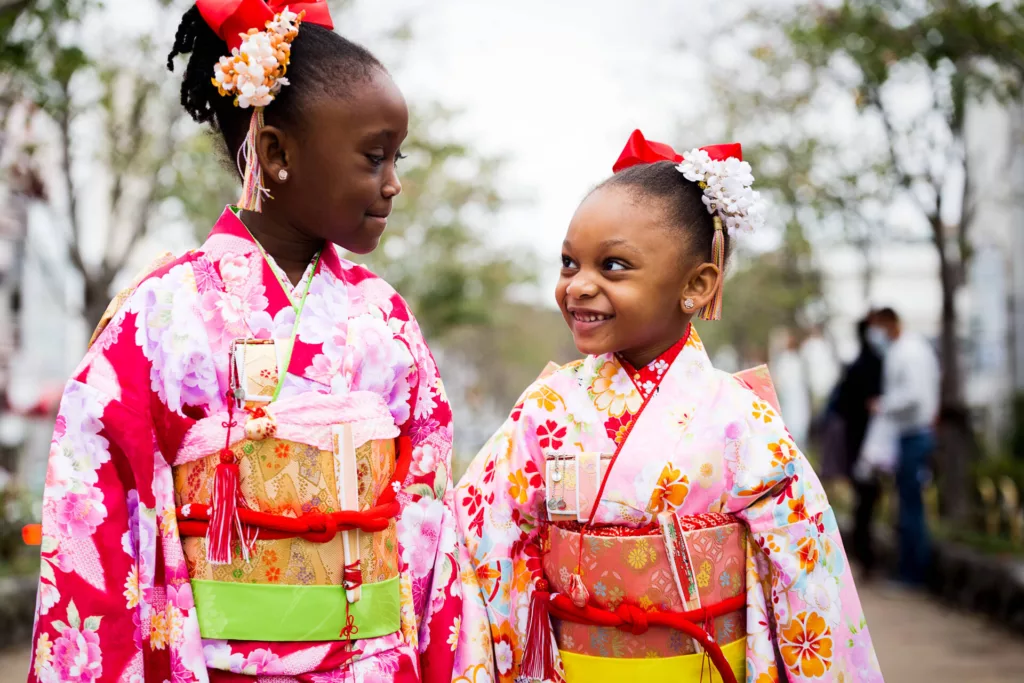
<box><xmin>573</xmin><ymin>325</ymin><xmax>692</xmax><ymax>590</ymax></box>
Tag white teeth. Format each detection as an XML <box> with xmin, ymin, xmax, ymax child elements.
<box><xmin>573</xmin><ymin>312</ymin><xmax>611</xmax><ymax>323</ymax></box>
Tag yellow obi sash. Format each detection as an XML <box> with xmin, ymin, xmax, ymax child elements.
<box><xmin>561</xmin><ymin>638</ymin><xmax>746</xmax><ymax>682</ymax></box>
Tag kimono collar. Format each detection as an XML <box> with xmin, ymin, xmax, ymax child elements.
<box><xmin>207</xmin><ymin>206</ymin><xmax>344</xmax><ymax>275</ymax></box>
<box><xmin>617</xmin><ymin>325</ymin><xmax>691</xmax><ymax>399</ymax></box>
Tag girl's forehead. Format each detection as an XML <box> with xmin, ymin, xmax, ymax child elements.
<box><xmin>566</xmin><ymin>188</ymin><xmax>673</xmax><ymax>248</ymax></box>
<box><xmin>303</xmin><ymin>73</ymin><xmax>408</xmax><ymax>139</ymax></box>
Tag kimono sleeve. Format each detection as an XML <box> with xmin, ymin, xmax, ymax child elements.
<box><xmin>29</xmin><ymin>372</ymin><xmax>156</xmax><ymax>682</ymax></box>
<box><xmin>390</xmin><ymin>310</ymin><xmax>466</xmax><ymax>683</ymax></box>
<box><xmin>724</xmin><ymin>388</ymin><xmax>884</xmax><ymax>683</ymax></box>
<box><xmin>454</xmin><ymin>390</ymin><xmax>549</xmax><ymax>683</ymax></box>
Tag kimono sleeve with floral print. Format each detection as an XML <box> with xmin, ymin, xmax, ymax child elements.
<box><xmin>723</xmin><ymin>381</ymin><xmax>883</xmax><ymax>682</ymax></box>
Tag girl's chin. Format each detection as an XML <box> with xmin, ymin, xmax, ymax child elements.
<box><xmin>570</xmin><ymin>334</ymin><xmax>616</xmax><ymax>357</ymax></box>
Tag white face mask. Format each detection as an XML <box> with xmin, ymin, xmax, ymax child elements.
<box><xmin>866</xmin><ymin>326</ymin><xmax>891</xmax><ymax>354</ymax></box>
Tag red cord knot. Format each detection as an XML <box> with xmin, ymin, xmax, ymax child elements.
<box><xmin>218</xmin><ymin>448</ymin><xmax>236</xmax><ymax>465</ymax></box>
<box><xmin>339</xmin><ymin>611</ymin><xmax>358</xmax><ymax>641</ymax></box>
<box><xmin>343</xmin><ymin>560</ymin><xmax>362</xmax><ymax>591</ymax></box>
<box><xmin>305</xmin><ymin>512</ymin><xmax>330</xmax><ymax>534</ymax></box>
<box><xmin>249</xmin><ymin>406</ymin><xmax>268</xmax><ymax>420</ymax></box>
<box><xmin>614</xmin><ymin>603</ymin><xmax>650</xmax><ymax>636</ymax></box>
<box><xmin>535</xmin><ymin>579</ymin><xmax>549</xmax><ymax>593</ymax></box>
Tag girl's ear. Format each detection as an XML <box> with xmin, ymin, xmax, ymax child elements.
<box><xmin>679</xmin><ymin>262</ymin><xmax>721</xmax><ymax>314</ymax></box>
<box><xmin>255</xmin><ymin>125</ymin><xmax>290</xmax><ymax>186</ymax></box>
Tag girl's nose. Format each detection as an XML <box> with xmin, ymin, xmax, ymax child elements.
<box><xmin>566</xmin><ymin>274</ymin><xmax>598</xmax><ymax>299</ymax></box>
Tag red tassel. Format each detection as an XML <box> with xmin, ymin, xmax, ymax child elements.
<box><xmin>518</xmin><ymin>580</ymin><xmax>556</xmax><ymax>683</ymax></box>
<box><xmin>207</xmin><ymin>448</ymin><xmax>242</xmax><ymax>564</ymax></box>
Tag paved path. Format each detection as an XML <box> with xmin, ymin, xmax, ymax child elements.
<box><xmin>1</xmin><ymin>584</ymin><xmax>1023</xmax><ymax>682</ymax></box>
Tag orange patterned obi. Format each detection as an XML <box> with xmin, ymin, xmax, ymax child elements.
<box><xmin>540</xmin><ymin>513</ymin><xmax>747</xmax><ymax>660</ymax></box>
<box><xmin>173</xmin><ymin>415</ymin><xmax>410</xmax><ymax>641</ymax></box>
<box><xmin>175</xmin><ymin>433</ymin><xmax>406</xmax><ymax>587</ymax></box>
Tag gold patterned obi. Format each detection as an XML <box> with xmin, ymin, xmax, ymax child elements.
<box><xmin>536</xmin><ymin>512</ymin><xmax>747</xmax><ymax>682</ymax></box>
<box><xmin>173</xmin><ymin>393</ymin><xmax>409</xmax><ymax>642</ymax></box>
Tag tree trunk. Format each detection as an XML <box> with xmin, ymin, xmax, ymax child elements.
<box><xmin>83</xmin><ymin>273</ymin><xmax>115</xmax><ymax>335</ymax></box>
<box><xmin>934</xmin><ymin>233</ymin><xmax>975</xmax><ymax>527</ymax></box>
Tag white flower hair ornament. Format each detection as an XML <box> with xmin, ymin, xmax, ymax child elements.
<box><xmin>612</xmin><ymin>129</ymin><xmax>767</xmax><ymax>320</ymax></box>
<box><xmin>195</xmin><ymin>0</ymin><xmax>335</xmax><ymax>211</ymax></box>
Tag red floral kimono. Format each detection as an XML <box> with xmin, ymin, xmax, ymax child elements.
<box><xmin>28</xmin><ymin>208</ymin><xmax>471</xmax><ymax>682</ymax></box>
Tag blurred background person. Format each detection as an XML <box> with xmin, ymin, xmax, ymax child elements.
<box><xmin>834</xmin><ymin>313</ymin><xmax>884</xmax><ymax>580</ymax></box>
<box><xmin>769</xmin><ymin>327</ymin><xmax>811</xmax><ymax>447</ymax></box>
<box><xmin>868</xmin><ymin>307</ymin><xmax>940</xmax><ymax>587</ymax></box>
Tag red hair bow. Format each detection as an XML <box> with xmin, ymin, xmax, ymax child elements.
<box><xmin>196</xmin><ymin>0</ymin><xmax>334</xmax><ymax>51</ymax></box>
<box><xmin>612</xmin><ymin>129</ymin><xmax>742</xmax><ymax>173</ymax></box>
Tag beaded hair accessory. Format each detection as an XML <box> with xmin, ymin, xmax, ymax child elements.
<box><xmin>612</xmin><ymin>129</ymin><xmax>766</xmax><ymax>320</ymax></box>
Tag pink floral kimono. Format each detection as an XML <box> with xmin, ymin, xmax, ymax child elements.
<box><xmin>28</xmin><ymin>207</ymin><xmax>475</xmax><ymax>682</ymax></box>
<box><xmin>454</xmin><ymin>328</ymin><xmax>883</xmax><ymax>682</ymax></box>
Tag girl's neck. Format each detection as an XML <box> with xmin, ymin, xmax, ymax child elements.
<box><xmin>617</xmin><ymin>323</ymin><xmax>691</xmax><ymax>370</ymax></box>
<box><xmin>240</xmin><ymin>209</ymin><xmax>323</xmax><ymax>285</ymax></box>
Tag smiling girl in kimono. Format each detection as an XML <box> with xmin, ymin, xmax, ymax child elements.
<box><xmin>455</xmin><ymin>131</ymin><xmax>882</xmax><ymax>683</ymax></box>
<box><xmin>28</xmin><ymin>2</ymin><xmax>474</xmax><ymax>681</ymax></box>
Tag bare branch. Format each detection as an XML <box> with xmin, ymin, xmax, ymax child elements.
<box><xmin>103</xmin><ymin>74</ymin><xmax>157</xmax><ymax>264</ymax></box>
<box><xmin>56</xmin><ymin>77</ymin><xmax>86</xmax><ymax>278</ymax></box>
<box><xmin>106</xmin><ymin>109</ymin><xmax>178</xmax><ymax>271</ymax></box>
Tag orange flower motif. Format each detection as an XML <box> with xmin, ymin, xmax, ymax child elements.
<box><xmin>739</xmin><ymin>478</ymin><xmax>783</xmax><ymax>498</ymax></box>
<box><xmin>490</xmin><ymin>620</ymin><xmax>520</xmax><ymax>677</ymax></box>
<box><xmin>754</xmin><ymin>664</ymin><xmax>779</xmax><ymax>683</ymax></box>
<box><xmin>752</xmin><ymin>400</ymin><xmax>776</xmax><ymax>423</ymax></box>
<box><xmin>526</xmin><ymin>385</ymin><xmax>565</xmax><ymax>412</ymax></box>
<box><xmin>780</xmin><ymin>611</ymin><xmax>833</xmax><ymax>678</ymax></box>
<box><xmin>262</xmin><ymin>549</ymin><xmax>278</xmax><ymax>565</ymax></box>
<box><xmin>788</xmin><ymin>496</ymin><xmax>811</xmax><ymax>524</ymax></box>
<box><xmin>648</xmin><ymin>464</ymin><xmax>690</xmax><ymax>513</ymax></box>
<box><xmin>511</xmin><ymin>557</ymin><xmax>535</xmax><ymax>593</ymax></box>
<box><xmin>275</xmin><ymin>443</ymin><xmax>290</xmax><ymax>460</ymax></box>
<box><xmin>768</xmin><ymin>440</ymin><xmax>796</xmax><ymax>467</ymax></box>
<box><xmin>265</xmin><ymin>567</ymin><xmax>281</xmax><ymax>583</ymax></box>
<box><xmin>507</xmin><ymin>469</ymin><xmax>532</xmax><ymax>505</ymax></box>
<box><xmin>795</xmin><ymin>536</ymin><xmax>820</xmax><ymax>572</ymax></box>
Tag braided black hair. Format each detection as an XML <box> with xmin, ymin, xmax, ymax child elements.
<box><xmin>598</xmin><ymin>161</ymin><xmax>731</xmax><ymax>268</ymax></box>
<box><xmin>167</xmin><ymin>5</ymin><xmax>384</xmax><ymax>162</ymax></box>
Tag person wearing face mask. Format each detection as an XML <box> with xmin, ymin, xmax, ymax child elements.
<box><xmin>834</xmin><ymin>315</ymin><xmax>884</xmax><ymax>580</ymax></box>
<box><xmin>867</xmin><ymin>307</ymin><xmax>940</xmax><ymax>587</ymax></box>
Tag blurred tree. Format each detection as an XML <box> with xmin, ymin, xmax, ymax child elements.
<box><xmin>2</xmin><ymin>0</ymin><xmax>237</xmax><ymax>328</ymax></box>
<box><xmin>352</xmin><ymin>103</ymin><xmax>534</xmax><ymax>341</ymax></box>
<box><xmin>717</xmin><ymin>0</ymin><xmax>1024</xmax><ymax>524</ymax></box>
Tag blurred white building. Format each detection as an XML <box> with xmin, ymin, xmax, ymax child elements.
<box><xmin>817</xmin><ymin>99</ymin><xmax>1024</xmax><ymax>444</ymax></box>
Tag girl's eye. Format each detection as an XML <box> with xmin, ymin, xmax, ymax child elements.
<box><xmin>366</xmin><ymin>154</ymin><xmax>385</xmax><ymax>166</ymax></box>
<box><xmin>604</xmin><ymin>259</ymin><xmax>627</xmax><ymax>272</ymax></box>
<box><xmin>561</xmin><ymin>255</ymin><xmax>577</xmax><ymax>269</ymax></box>
<box><xmin>395</xmin><ymin>151</ymin><xmax>407</xmax><ymax>164</ymax></box>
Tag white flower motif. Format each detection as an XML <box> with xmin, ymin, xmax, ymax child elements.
<box><xmin>676</xmin><ymin>148</ymin><xmax>766</xmax><ymax>236</ymax></box>
<box><xmin>211</xmin><ymin>10</ymin><xmax>304</xmax><ymax>109</ymax></box>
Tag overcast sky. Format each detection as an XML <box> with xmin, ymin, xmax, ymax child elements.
<box><xmin>343</xmin><ymin>0</ymin><xmax>732</xmax><ymax>292</ymax></box>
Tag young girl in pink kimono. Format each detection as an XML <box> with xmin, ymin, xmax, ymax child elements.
<box><xmin>27</xmin><ymin>2</ymin><xmax>476</xmax><ymax>681</ymax></box>
<box><xmin>454</xmin><ymin>131</ymin><xmax>882</xmax><ymax>683</ymax></box>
